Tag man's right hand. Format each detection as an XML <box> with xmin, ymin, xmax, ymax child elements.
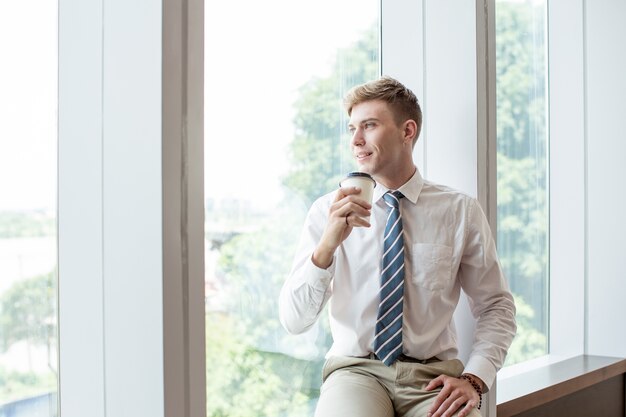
<box><xmin>312</xmin><ymin>186</ymin><xmax>372</xmax><ymax>269</ymax></box>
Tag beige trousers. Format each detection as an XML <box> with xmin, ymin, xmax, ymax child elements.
<box><xmin>314</xmin><ymin>355</ymin><xmax>481</xmax><ymax>417</ymax></box>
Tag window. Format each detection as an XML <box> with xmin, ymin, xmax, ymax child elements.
<box><xmin>0</xmin><ymin>1</ymin><xmax>58</xmax><ymax>415</ymax></box>
<box><xmin>204</xmin><ymin>1</ymin><xmax>379</xmax><ymax>414</ymax></box>
<box><xmin>495</xmin><ymin>0</ymin><xmax>549</xmax><ymax>366</ymax></box>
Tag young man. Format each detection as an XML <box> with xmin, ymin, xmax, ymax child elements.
<box><xmin>279</xmin><ymin>77</ymin><xmax>516</xmax><ymax>417</ymax></box>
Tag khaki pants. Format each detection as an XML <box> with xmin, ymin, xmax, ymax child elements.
<box><xmin>314</xmin><ymin>355</ymin><xmax>481</xmax><ymax>417</ymax></box>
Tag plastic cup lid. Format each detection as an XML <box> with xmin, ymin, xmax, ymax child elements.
<box><xmin>340</xmin><ymin>171</ymin><xmax>376</xmax><ymax>187</ymax></box>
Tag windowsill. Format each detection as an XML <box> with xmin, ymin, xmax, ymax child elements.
<box><xmin>496</xmin><ymin>355</ymin><xmax>626</xmax><ymax>417</ymax></box>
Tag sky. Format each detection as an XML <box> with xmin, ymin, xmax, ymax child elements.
<box><xmin>204</xmin><ymin>0</ymin><xmax>379</xmax><ymax>209</ymax></box>
<box><xmin>0</xmin><ymin>0</ymin><xmax>378</xmax><ymax>211</ymax></box>
<box><xmin>0</xmin><ymin>0</ymin><xmax>58</xmax><ymax>211</ymax></box>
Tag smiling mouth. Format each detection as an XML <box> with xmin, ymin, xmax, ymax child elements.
<box><xmin>356</xmin><ymin>152</ymin><xmax>373</xmax><ymax>160</ymax></box>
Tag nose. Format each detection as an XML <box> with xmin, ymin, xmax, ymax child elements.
<box><xmin>351</xmin><ymin>127</ymin><xmax>365</xmax><ymax>147</ymax></box>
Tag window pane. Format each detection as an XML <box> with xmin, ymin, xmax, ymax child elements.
<box><xmin>204</xmin><ymin>1</ymin><xmax>379</xmax><ymax>415</ymax></box>
<box><xmin>0</xmin><ymin>1</ymin><xmax>59</xmax><ymax>415</ymax></box>
<box><xmin>495</xmin><ymin>0</ymin><xmax>549</xmax><ymax>366</ymax></box>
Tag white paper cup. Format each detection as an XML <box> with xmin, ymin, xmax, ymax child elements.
<box><xmin>340</xmin><ymin>172</ymin><xmax>376</xmax><ymax>219</ymax></box>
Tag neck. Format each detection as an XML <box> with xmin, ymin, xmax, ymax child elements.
<box><xmin>375</xmin><ymin>165</ymin><xmax>417</xmax><ymax>190</ymax></box>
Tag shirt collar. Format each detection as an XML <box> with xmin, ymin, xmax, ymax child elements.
<box><xmin>373</xmin><ymin>167</ymin><xmax>424</xmax><ymax>205</ymax></box>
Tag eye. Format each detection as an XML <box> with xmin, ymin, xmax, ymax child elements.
<box><xmin>364</xmin><ymin>122</ymin><xmax>375</xmax><ymax>129</ymax></box>
<box><xmin>348</xmin><ymin>126</ymin><xmax>356</xmax><ymax>134</ymax></box>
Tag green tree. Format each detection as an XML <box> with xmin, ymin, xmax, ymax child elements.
<box><xmin>0</xmin><ymin>271</ymin><xmax>58</xmax><ymax>403</ymax></box>
<box><xmin>0</xmin><ymin>271</ymin><xmax>57</xmax><ymax>364</ymax></box>
<box><xmin>0</xmin><ymin>211</ymin><xmax>55</xmax><ymax>238</ymax></box>
<box><xmin>283</xmin><ymin>27</ymin><xmax>379</xmax><ymax>204</ymax></box>
<box><xmin>206</xmin><ymin>24</ymin><xmax>380</xmax><ymax>416</ymax></box>
<box><xmin>495</xmin><ymin>1</ymin><xmax>549</xmax><ymax>364</ymax></box>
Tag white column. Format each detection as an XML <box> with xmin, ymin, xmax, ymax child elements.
<box><xmin>58</xmin><ymin>0</ymin><xmax>105</xmax><ymax>415</ymax></box>
<box><xmin>58</xmin><ymin>0</ymin><xmax>205</xmax><ymax>415</ymax></box>
<box><xmin>548</xmin><ymin>0</ymin><xmax>586</xmax><ymax>358</ymax></box>
<box><xmin>585</xmin><ymin>0</ymin><xmax>626</xmax><ymax>358</ymax></box>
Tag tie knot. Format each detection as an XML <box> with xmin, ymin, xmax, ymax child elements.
<box><xmin>383</xmin><ymin>191</ymin><xmax>403</xmax><ymax>208</ymax></box>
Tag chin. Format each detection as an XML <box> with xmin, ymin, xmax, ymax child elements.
<box><xmin>356</xmin><ymin>163</ymin><xmax>373</xmax><ymax>173</ymax></box>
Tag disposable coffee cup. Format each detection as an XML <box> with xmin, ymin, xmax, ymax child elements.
<box><xmin>340</xmin><ymin>171</ymin><xmax>376</xmax><ymax>207</ymax></box>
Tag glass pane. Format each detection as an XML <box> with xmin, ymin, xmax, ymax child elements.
<box><xmin>0</xmin><ymin>1</ymin><xmax>59</xmax><ymax>415</ymax></box>
<box><xmin>495</xmin><ymin>0</ymin><xmax>549</xmax><ymax>366</ymax></box>
<box><xmin>204</xmin><ymin>1</ymin><xmax>379</xmax><ymax>415</ymax></box>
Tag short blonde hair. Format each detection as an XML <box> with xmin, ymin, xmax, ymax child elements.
<box><xmin>344</xmin><ymin>76</ymin><xmax>422</xmax><ymax>145</ymax></box>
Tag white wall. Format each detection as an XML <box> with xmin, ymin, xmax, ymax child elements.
<box><xmin>59</xmin><ymin>0</ymin><xmax>164</xmax><ymax>415</ymax></box>
<box><xmin>585</xmin><ymin>0</ymin><xmax>626</xmax><ymax>357</ymax></box>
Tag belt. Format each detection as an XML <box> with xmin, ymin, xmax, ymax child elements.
<box><xmin>361</xmin><ymin>352</ymin><xmax>439</xmax><ymax>364</ymax></box>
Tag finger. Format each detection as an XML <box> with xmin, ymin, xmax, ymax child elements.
<box><xmin>347</xmin><ymin>215</ymin><xmax>371</xmax><ymax>228</ymax></box>
<box><xmin>336</xmin><ymin>186</ymin><xmax>362</xmax><ymax>200</ymax></box>
<box><xmin>425</xmin><ymin>375</ymin><xmax>444</xmax><ymax>391</ymax></box>
<box><xmin>340</xmin><ymin>201</ymin><xmax>371</xmax><ymax>219</ymax></box>
<box><xmin>440</xmin><ymin>396</ymin><xmax>468</xmax><ymax>417</ymax></box>
<box><xmin>428</xmin><ymin>389</ymin><xmax>450</xmax><ymax>417</ymax></box>
<box><xmin>457</xmin><ymin>401</ymin><xmax>477</xmax><ymax>417</ymax></box>
<box><xmin>431</xmin><ymin>393</ymin><xmax>458</xmax><ymax>417</ymax></box>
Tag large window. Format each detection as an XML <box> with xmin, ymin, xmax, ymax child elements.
<box><xmin>204</xmin><ymin>1</ymin><xmax>379</xmax><ymax>415</ymax></box>
<box><xmin>495</xmin><ymin>0</ymin><xmax>549</xmax><ymax>366</ymax></box>
<box><xmin>0</xmin><ymin>1</ymin><xmax>59</xmax><ymax>415</ymax></box>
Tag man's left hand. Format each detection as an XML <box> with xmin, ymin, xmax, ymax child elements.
<box><xmin>424</xmin><ymin>374</ymin><xmax>482</xmax><ymax>417</ymax></box>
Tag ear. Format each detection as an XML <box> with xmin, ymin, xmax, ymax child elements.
<box><xmin>402</xmin><ymin>119</ymin><xmax>418</xmax><ymax>145</ymax></box>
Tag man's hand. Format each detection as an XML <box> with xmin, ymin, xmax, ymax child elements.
<box><xmin>312</xmin><ymin>186</ymin><xmax>372</xmax><ymax>269</ymax></box>
<box><xmin>425</xmin><ymin>374</ymin><xmax>482</xmax><ymax>417</ymax></box>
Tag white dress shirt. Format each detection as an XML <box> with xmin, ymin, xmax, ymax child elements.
<box><xmin>279</xmin><ymin>169</ymin><xmax>516</xmax><ymax>390</ymax></box>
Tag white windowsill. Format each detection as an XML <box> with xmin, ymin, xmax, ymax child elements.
<box><xmin>496</xmin><ymin>355</ymin><xmax>626</xmax><ymax>417</ymax></box>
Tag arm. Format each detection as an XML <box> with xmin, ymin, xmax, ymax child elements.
<box><xmin>426</xmin><ymin>199</ymin><xmax>516</xmax><ymax>417</ymax></box>
<box><xmin>459</xmin><ymin>198</ymin><xmax>517</xmax><ymax>389</ymax></box>
<box><xmin>278</xmin><ymin>187</ymin><xmax>372</xmax><ymax>334</ymax></box>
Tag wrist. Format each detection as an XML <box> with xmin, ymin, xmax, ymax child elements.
<box><xmin>461</xmin><ymin>373</ymin><xmax>485</xmax><ymax>391</ymax></box>
<box><xmin>460</xmin><ymin>373</ymin><xmax>483</xmax><ymax>410</ymax></box>
<box><xmin>312</xmin><ymin>247</ymin><xmax>334</xmax><ymax>269</ymax></box>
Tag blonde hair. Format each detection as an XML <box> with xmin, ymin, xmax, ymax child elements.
<box><xmin>344</xmin><ymin>76</ymin><xmax>422</xmax><ymax>145</ymax></box>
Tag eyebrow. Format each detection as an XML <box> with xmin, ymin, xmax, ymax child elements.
<box><xmin>348</xmin><ymin>117</ymin><xmax>380</xmax><ymax>128</ymax></box>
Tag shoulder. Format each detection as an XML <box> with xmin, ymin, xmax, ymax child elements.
<box><xmin>421</xmin><ymin>179</ymin><xmax>477</xmax><ymax>206</ymax></box>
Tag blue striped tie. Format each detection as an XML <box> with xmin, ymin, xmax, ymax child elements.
<box><xmin>374</xmin><ymin>191</ymin><xmax>405</xmax><ymax>366</ymax></box>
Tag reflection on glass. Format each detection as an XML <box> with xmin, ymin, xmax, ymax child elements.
<box><xmin>204</xmin><ymin>1</ymin><xmax>379</xmax><ymax>415</ymax></box>
<box><xmin>0</xmin><ymin>1</ymin><xmax>59</xmax><ymax>416</ymax></box>
<box><xmin>495</xmin><ymin>0</ymin><xmax>549</xmax><ymax>366</ymax></box>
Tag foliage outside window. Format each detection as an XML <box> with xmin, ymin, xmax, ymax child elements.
<box><xmin>495</xmin><ymin>0</ymin><xmax>549</xmax><ymax>366</ymax></box>
<box><xmin>204</xmin><ymin>1</ymin><xmax>379</xmax><ymax>415</ymax></box>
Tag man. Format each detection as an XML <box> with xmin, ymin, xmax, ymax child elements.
<box><xmin>279</xmin><ymin>77</ymin><xmax>516</xmax><ymax>417</ymax></box>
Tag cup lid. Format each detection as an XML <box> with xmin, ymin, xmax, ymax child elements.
<box><xmin>340</xmin><ymin>171</ymin><xmax>376</xmax><ymax>187</ymax></box>
<box><xmin>346</xmin><ymin>171</ymin><xmax>374</xmax><ymax>180</ymax></box>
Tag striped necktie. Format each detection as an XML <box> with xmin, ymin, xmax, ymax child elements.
<box><xmin>373</xmin><ymin>190</ymin><xmax>405</xmax><ymax>366</ymax></box>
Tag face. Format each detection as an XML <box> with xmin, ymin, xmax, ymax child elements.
<box><xmin>347</xmin><ymin>100</ymin><xmax>415</xmax><ymax>187</ymax></box>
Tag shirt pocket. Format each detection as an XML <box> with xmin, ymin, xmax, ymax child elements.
<box><xmin>411</xmin><ymin>243</ymin><xmax>453</xmax><ymax>291</ymax></box>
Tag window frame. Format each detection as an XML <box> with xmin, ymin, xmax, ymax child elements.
<box><xmin>57</xmin><ymin>0</ymin><xmax>592</xmax><ymax>416</ymax></box>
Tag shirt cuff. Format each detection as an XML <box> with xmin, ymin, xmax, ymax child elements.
<box><xmin>304</xmin><ymin>255</ymin><xmax>335</xmax><ymax>290</ymax></box>
<box><xmin>463</xmin><ymin>355</ymin><xmax>497</xmax><ymax>392</ymax></box>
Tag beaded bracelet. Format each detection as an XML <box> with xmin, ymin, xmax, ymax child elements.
<box><xmin>459</xmin><ymin>374</ymin><xmax>483</xmax><ymax>410</ymax></box>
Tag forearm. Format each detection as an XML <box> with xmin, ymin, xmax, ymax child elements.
<box><xmin>279</xmin><ymin>257</ymin><xmax>333</xmax><ymax>334</ymax></box>
<box><xmin>464</xmin><ymin>297</ymin><xmax>517</xmax><ymax>390</ymax></box>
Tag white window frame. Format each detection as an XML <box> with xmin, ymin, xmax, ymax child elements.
<box><xmin>58</xmin><ymin>0</ymin><xmax>205</xmax><ymax>416</ymax></box>
<box><xmin>57</xmin><ymin>0</ymin><xmax>626</xmax><ymax>415</ymax></box>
